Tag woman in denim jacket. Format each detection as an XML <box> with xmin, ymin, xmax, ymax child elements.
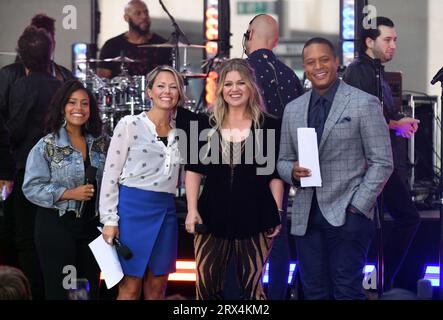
<box><xmin>23</xmin><ymin>80</ymin><xmax>108</xmax><ymax>300</ymax></box>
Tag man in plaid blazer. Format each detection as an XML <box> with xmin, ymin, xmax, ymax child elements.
<box><xmin>277</xmin><ymin>38</ymin><xmax>393</xmax><ymax>300</ymax></box>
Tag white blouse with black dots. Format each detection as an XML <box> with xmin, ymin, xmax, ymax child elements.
<box><xmin>99</xmin><ymin>112</ymin><xmax>180</xmax><ymax>227</ymax></box>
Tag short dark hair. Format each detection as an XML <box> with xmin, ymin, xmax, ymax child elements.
<box><xmin>45</xmin><ymin>80</ymin><xmax>103</xmax><ymax>137</ymax></box>
<box><xmin>359</xmin><ymin>16</ymin><xmax>394</xmax><ymax>52</ymax></box>
<box><xmin>31</xmin><ymin>13</ymin><xmax>56</xmax><ymax>40</ymax></box>
<box><xmin>16</xmin><ymin>26</ymin><xmax>52</xmax><ymax>72</ymax></box>
<box><xmin>302</xmin><ymin>37</ymin><xmax>336</xmax><ymax>59</ymax></box>
<box><xmin>0</xmin><ymin>266</ymin><xmax>32</xmax><ymax>300</ymax></box>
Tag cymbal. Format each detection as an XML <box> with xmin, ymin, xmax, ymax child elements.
<box><xmin>0</xmin><ymin>51</ymin><xmax>16</xmax><ymax>56</ymax></box>
<box><xmin>138</xmin><ymin>42</ymin><xmax>206</xmax><ymax>49</ymax></box>
<box><xmin>180</xmin><ymin>71</ymin><xmax>207</xmax><ymax>79</ymax></box>
<box><xmin>103</xmin><ymin>56</ymin><xmax>141</xmax><ymax>63</ymax></box>
<box><xmin>75</xmin><ymin>58</ymin><xmax>103</xmax><ymax>63</ymax></box>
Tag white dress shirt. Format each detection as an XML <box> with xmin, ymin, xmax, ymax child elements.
<box><xmin>99</xmin><ymin>112</ymin><xmax>180</xmax><ymax>226</ymax></box>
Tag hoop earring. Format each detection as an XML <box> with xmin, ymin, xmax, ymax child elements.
<box><xmin>84</xmin><ymin>121</ymin><xmax>90</xmax><ymax>130</ymax></box>
<box><xmin>62</xmin><ymin>118</ymin><xmax>67</xmax><ymax>127</ymax></box>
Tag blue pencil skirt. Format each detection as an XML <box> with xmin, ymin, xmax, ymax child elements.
<box><xmin>117</xmin><ymin>185</ymin><xmax>177</xmax><ymax>278</ymax></box>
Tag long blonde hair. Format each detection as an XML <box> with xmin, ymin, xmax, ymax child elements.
<box><xmin>210</xmin><ymin>58</ymin><xmax>265</xmax><ymax>132</ymax></box>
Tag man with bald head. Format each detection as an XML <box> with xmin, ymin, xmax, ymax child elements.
<box><xmin>97</xmin><ymin>0</ymin><xmax>171</xmax><ymax>78</ymax></box>
<box><xmin>244</xmin><ymin>14</ymin><xmax>303</xmax><ymax>118</ymax></box>
<box><xmin>243</xmin><ymin>14</ymin><xmax>303</xmax><ymax>300</ymax></box>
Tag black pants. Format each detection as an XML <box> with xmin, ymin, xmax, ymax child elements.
<box><xmin>11</xmin><ymin>170</ymin><xmax>44</xmax><ymax>300</ymax></box>
<box><xmin>382</xmin><ymin>169</ymin><xmax>421</xmax><ymax>290</ymax></box>
<box><xmin>34</xmin><ymin>207</ymin><xmax>100</xmax><ymax>300</ymax></box>
<box><xmin>0</xmin><ymin>195</ymin><xmax>17</xmax><ymax>266</ymax></box>
<box><xmin>295</xmin><ymin>197</ymin><xmax>374</xmax><ymax>300</ymax></box>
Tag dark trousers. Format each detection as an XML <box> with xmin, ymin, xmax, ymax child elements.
<box><xmin>34</xmin><ymin>207</ymin><xmax>100</xmax><ymax>300</ymax></box>
<box><xmin>295</xmin><ymin>198</ymin><xmax>374</xmax><ymax>300</ymax></box>
<box><xmin>382</xmin><ymin>169</ymin><xmax>421</xmax><ymax>290</ymax></box>
<box><xmin>11</xmin><ymin>170</ymin><xmax>44</xmax><ymax>300</ymax></box>
<box><xmin>0</xmin><ymin>195</ymin><xmax>17</xmax><ymax>266</ymax></box>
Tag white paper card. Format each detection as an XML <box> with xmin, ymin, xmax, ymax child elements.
<box><xmin>88</xmin><ymin>235</ymin><xmax>124</xmax><ymax>289</ymax></box>
<box><xmin>297</xmin><ymin>128</ymin><xmax>322</xmax><ymax>187</ymax></box>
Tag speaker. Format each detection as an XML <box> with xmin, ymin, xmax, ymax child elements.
<box><xmin>402</xmin><ymin>95</ymin><xmax>439</xmax><ymax>188</ymax></box>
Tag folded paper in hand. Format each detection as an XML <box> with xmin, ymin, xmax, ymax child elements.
<box><xmin>297</xmin><ymin>128</ymin><xmax>322</xmax><ymax>187</ymax></box>
<box><xmin>89</xmin><ymin>234</ymin><xmax>124</xmax><ymax>289</ymax></box>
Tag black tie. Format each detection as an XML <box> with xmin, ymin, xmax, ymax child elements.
<box><xmin>309</xmin><ymin>97</ymin><xmax>327</xmax><ymax>144</ymax></box>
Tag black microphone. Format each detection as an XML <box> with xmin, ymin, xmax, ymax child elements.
<box><xmin>85</xmin><ymin>166</ymin><xmax>97</xmax><ymax>184</ymax></box>
<box><xmin>431</xmin><ymin>66</ymin><xmax>443</xmax><ymax>85</ymax></box>
<box><xmin>79</xmin><ymin>166</ymin><xmax>98</xmax><ymax>215</ymax></box>
<box><xmin>113</xmin><ymin>237</ymin><xmax>133</xmax><ymax>260</ymax></box>
<box><xmin>195</xmin><ymin>223</ymin><xmax>207</xmax><ymax>234</ymax></box>
<box><xmin>99</xmin><ymin>223</ymin><xmax>133</xmax><ymax>260</ymax></box>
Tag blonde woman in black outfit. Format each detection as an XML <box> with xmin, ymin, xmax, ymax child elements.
<box><xmin>185</xmin><ymin>59</ymin><xmax>283</xmax><ymax>300</ymax></box>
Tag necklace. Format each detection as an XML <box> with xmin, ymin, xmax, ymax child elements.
<box><xmin>220</xmin><ymin>136</ymin><xmax>246</xmax><ymax>187</ymax></box>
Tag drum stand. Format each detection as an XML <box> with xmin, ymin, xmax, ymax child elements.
<box><xmin>159</xmin><ymin>0</ymin><xmax>191</xmax><ymax>71</ymax></box>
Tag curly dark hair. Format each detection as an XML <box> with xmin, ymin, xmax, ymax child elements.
<box><xmin>16</xmin><ymin>26</ymin><xmax>52</xmax><ymax>72</ymax></box>
<box><xmin>45</xmin><ymin>80</ymin><xmax>103</xmax><ymax>137</ymax></box>
<box><xmin>30</xmin><ymin>13</ymin><xmax>56</xmax><ymax>40</ymax></box>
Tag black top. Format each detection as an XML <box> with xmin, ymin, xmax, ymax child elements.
<box><xmin>98</xmin><ymin>33</ymin><xmax>172</xmax><ymax>78</ymax></box>
<box><xmin>185</xmin><ymin>114</ymin><xmax>281</xmax><ymax>239</ymax></box>
<box><xmin>0</xmin><ymin>62</ymin><xmax>72</xmax><ymax>121</ymax></box>
<box><xmin>6</xmin><ymin>71</ymin><xmax>62</xmax><ymax>170</ymax></box>
<box><xmin>0</xmin><ymin>62</ymin><xmax>71</xmax><ymax>179</ymax></box>
<box><xmin>343</xmin><ymin>52</ymin><xmax>401</xmax><ymax>122</ymax></box>
<box><xmin>175</xmin><ymin>106</ymin><xmax>209</xmax><ymax>165</ymax></box>
<box><xmin>247</xmin><ymin>48</ymin><xmax>304</xmax><ymax>118</ymax></box>
<box><xmin>157</xmin><ymin>136</ymin><xmax>168</xmax><ymax>147</ymax></box>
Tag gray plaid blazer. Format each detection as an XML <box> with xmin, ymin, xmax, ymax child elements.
<box><xmin>277</xmin><ymin>80</ymin><xmax>393</xmax><ymax>236</ymax></box>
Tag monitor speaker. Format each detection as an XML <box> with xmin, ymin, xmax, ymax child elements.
<box><xmin>402</xmin><ymin>95</ymin><xmax>439</xmax><ymax>188</ymax></box>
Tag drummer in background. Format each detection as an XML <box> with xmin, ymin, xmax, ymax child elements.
<box><xmin>96</xmin><ymin>0</ymin><xmax>172</xmax><ymax>79</ymax></box>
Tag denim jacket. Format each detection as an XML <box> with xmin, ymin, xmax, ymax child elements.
<box><xmin>23</xmin><ymin>127</ymin><xmax>109</xmax><ymax>217</ymax></box>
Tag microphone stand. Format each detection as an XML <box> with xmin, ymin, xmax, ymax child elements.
<box><xmin>431</xmin><ymin>67</ymin><xmax>443</xmax><ymax>299</ymax></box>
<box><xmin>159</xmin><ymin>0</ymin><xmax>191</xmax><ymax>71</ymax></box>
<box><xmin>439</xmin><ymin>82</ymin><xmax>443</xmax><ymax>300</ymax></box>
<box><xmin>374</xmin><ymin>58</ymin><xmax>385</xmax><ymax>296</ymax></box>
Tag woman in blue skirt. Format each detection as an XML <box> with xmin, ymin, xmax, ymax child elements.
<box><xmin>99</xmin><ymin>65</ymin><xmax>190</xmax><ymax>300</ymax></box>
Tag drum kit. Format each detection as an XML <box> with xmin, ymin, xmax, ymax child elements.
<box><xmin>77</xmin><ymin>42</ymin><xmax>209</xmax><ymax>134</ymax></box>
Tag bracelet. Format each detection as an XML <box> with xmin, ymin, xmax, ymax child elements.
<box><xmin>278</xmin><ymin>209</ymin><xmax>284</xmax><ymax>213</ymax></box>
